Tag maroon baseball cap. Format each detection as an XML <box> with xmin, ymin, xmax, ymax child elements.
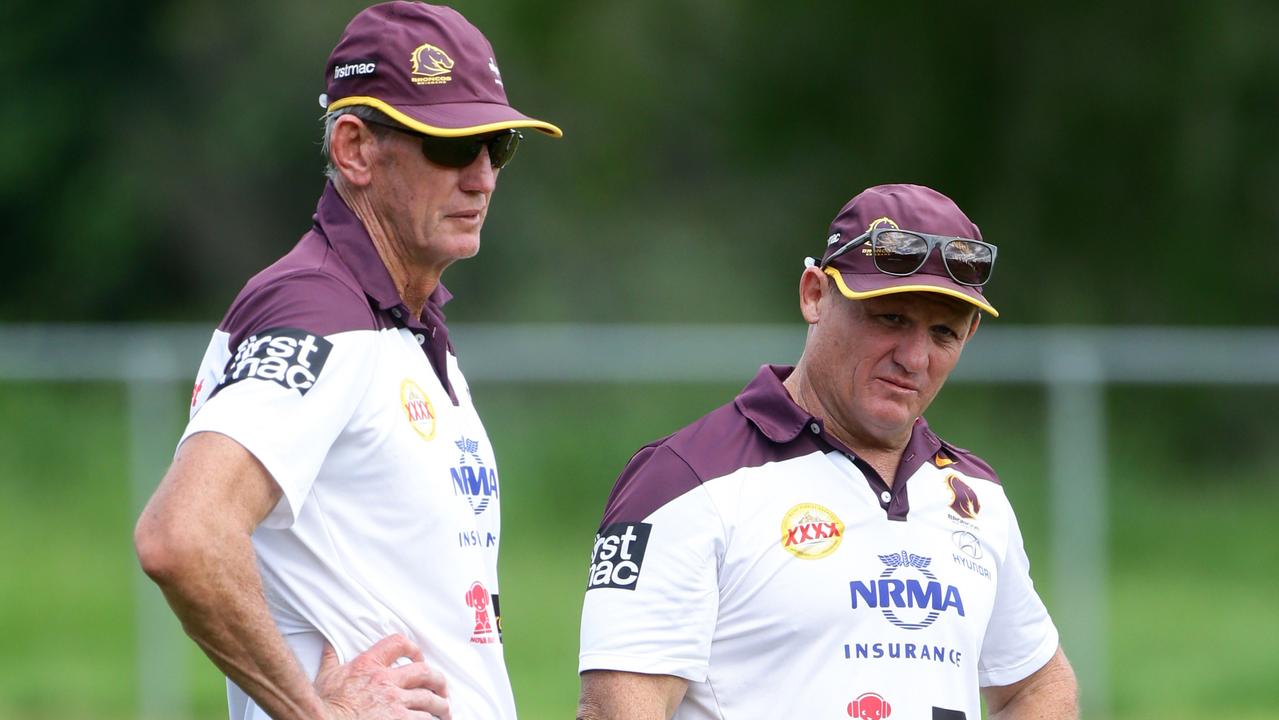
<box><xmin>816</xmin><ymin>184</ymin><xmax>999</xmax><ymax>316</ymax></box>
<box><xmin>319</xmin><ymin>2</ymin><xmax>562</xmax><ymax>138</ymax></box>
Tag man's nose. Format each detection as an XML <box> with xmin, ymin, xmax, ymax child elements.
<box><xmin>893</xmin><ymin>328</ymin><xmax>930</xmax><ymax>373</ymax></box>
<box><xmin>459</xmin><ymin>148</ymin><xmax>497</xmax><ymax>193</ymax></box>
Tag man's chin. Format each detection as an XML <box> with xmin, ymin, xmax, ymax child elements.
<box><xmin>442</xmin><ymin>233</ymin><xmax>482</xmax><ymax>261</ymax></box>
<box><xmin>862</xmin><ymin>403</ymin><xmax>918</xmax><ymax>439</ymax></box>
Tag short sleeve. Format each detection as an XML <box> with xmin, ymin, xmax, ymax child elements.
<box><xmin>180</xmin><ymin>271</ymin><xmax>378</xmax><ymax>528</ymax></box>
<box><xmin>977</xmin><ymin>505</ymin><xmax>1060</xmax><ymax>686</ymax></box>
<box><xmin>578</xmin><ymin>446</ymin><xmax>724</xmax><ymax>681</ymax></box>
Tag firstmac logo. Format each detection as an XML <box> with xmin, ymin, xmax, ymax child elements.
<box><xmin>219</xmin><ymin>327</ymin><xmax>332</xmax><ymax>396</ymax></box>
<box><xmin>587</xmin><ymin>522</ymin><xmax>652</xmax><ymax>591</ymax></box>
<box><xmin>333</xmin><ymin>60</ymin><xmax>377</xmax><ymax>79</ymax></box>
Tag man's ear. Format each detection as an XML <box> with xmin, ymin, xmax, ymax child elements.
<box><xmin>966</xmin><ymin>310</ymin><xmax>981</xmax><ymax>341</ymax></box>
<box><xmin>329</xmin><ymin>115</ymin><xmax>381</xmax><ymax>187</ymax></box>
<box><xmin>798</xmin><ymin>266</ymin><xmax>829</xmax><ymax>325</ymax></box>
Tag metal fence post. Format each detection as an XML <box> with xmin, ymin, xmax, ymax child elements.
<box><xmin>1045</xmin><ymin>333</ymin><xmax>1108</xmax><ymax>718</ymax></box>
<box><xmin>127</xmin><ymin>339</ymin><xmax>190</xmax><ymax>720</ymax></box>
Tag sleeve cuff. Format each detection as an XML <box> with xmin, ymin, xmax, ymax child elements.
<box><xmin>578</xmin><ymin>652</ymin><xmax>708</xmax><ymax>683</ymax></box>
<box><xmin>978</xmin><ymin>626</ymin><xmax>1060</xmax><ymax>687</ymax></box>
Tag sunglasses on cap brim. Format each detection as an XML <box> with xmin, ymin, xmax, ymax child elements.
<box><xmin>366</xmin><ymin>120</ymin><xmax>523</xmax><ymax>170</ymax></box>
<box><xmin>822</xmin><ymin>227</ymin><xmax>998</xmax><ymax>287</ymax></box>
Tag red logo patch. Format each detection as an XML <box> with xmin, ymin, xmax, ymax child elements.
<box><xmin>466</xmin><ymin>581</ymin><xmax>497</xmax><ymax>644</ymax></box>
<box><xmin>848</xmin><ymin>692</ymin><xmax>892</xmax><ymax>719</ymax></box>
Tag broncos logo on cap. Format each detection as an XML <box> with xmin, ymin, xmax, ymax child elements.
<box><xmin>860</xmin><ymin>217</ymin><xmax>900</xmax><ymax>257</ymax></box>
<box><xmin>411</xmin><ymin>42</ymin><xmax>455</xmax><ymax>83</ymax></box>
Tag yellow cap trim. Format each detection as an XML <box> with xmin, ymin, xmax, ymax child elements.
<box><xmin>327</xmin><ymin>96</ymin><xmax>563</xmax><ymax>138</ymax></box>
<box><xmin>823</xmin><ymin>266</ymin><xmax>999</xmax><ymax>317</ymax></box>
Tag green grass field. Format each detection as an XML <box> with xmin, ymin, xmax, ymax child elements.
<box><xmin>1</xmin><ymin>381</ymin><xmax>1276</xmax><ymax>719</ymax></box>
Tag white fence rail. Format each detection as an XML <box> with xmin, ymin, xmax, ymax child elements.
<box><xmin>4</xmin><ymin>323</ymin><xmax>1279</xmax><ymax>719</ymax></box>
<box><xmin>6</xmin><ymin>323</ymin><xmax>1279</xmax><ymax>383</ymax></box>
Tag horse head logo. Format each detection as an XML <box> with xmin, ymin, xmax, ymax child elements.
<box><xmin>947</xmin><ymin>475</ymin><xmax>981</xmax><ymax>519</ymax></box>
<box><xmin>411</xmin><ymin>43</ymin><xmax>455</xmax><ymax>78</ymax></box>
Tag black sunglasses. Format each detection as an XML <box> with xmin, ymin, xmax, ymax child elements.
<box><xmin>822</xmin><ymin>227</ymin><xmax>998</xmax><ymax>287</ymax></box>
<box><xmin>368</xmin><ymin>120</ymin><xmax>523</xmax><ymax>170</ymax></box>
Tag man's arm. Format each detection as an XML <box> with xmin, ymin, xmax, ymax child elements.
<box><xmin>577</xmin><ymin>670</ymin><xmax>688</xmax><ymax>720</ymax></box>
<box><xmin>982</xmin><ymin>646</ymin><xmax>1078</xmax><ymax>719</ymax></box>
<box><xmin>134</xmin><ymin>431</ymin><xmax>449</xmax><ymax>720</ymax></box>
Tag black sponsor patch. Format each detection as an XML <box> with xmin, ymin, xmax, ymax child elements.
<box><xmin>218</xmin><ymin>327</ymin><xmax>333</xmax><ymax>396</ymax></box>
<box><xmin>491</xmin><ymin>593</ymin><xmax>502</xmax><ymax>640</ymax></box>
<box><xmin>332</xmin><ymin>60</ymin><xmax>378</xmax><ymax>79</ymax></box>
<box><xmin>932</xmin><ymin>708</ymin><xmax>966</xmax><ymax>719</ymax></box>
<box><xmin>587</xmin><ymin>522</ymin><xmax>652</xmax><ymax>591</ymax></box>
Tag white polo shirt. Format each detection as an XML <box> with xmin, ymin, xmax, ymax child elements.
<box><xmin>579</xmin><ymin>365</ymin><xmax>1058</xmax><ymax>720</ymax></box>
<box><xmin>183</xmin><ymin>183</ymin><xmax>515</xmax><ymax>720</ymax></box>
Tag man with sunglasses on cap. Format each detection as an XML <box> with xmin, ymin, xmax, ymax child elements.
<box><xmin>577</xmin><ymin>184</ymin><xmax>1077</xmax><ymax>719</ymax></box>
<box><xmin>135</xmin><ymin>3</ymin><xmax>560</xmax><ymax>719</ymax></box>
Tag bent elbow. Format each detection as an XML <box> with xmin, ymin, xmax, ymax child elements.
<box><xmin>134</xmin><ymin>508</ymin><xmax>201</xmax><ymax>587</ymax></box>
<box><xmin>134</xmin><ymin>512</ymin><xmax>174</xmax><ymax>583</ymax></box>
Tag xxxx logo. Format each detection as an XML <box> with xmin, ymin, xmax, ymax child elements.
<box><xmin>781</xmin><ymin>503</ymin><xmax>845</xmax><ymax>559</ymax></box>
<box><xmin>400</xmin><ymin>379</ymin><xmax>436</xmax><ymax>441</ymax></box>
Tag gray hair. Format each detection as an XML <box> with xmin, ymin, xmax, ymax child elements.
<box><xmin>320</xmin><ymin>105</ymin><xmax>395</xmax><ymax>181</ymax></box>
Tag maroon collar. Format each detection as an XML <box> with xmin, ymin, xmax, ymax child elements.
<box><xmin>313</xmin><ymin>181</ymin><xmax>453</xmax><ymax>316</ymax></box>
<box><xmin>734</xmin><ymin>364</ymin><xmax>945</xmax><ymax>482</ymax></box>
<box><xmin>313</xmin><ymin>181</ymin><xmax>458</xmax><ymax>403</ymax></box>
<box><xmin>898</xmin><ymin>417</ymin><xmax>946</xmax><ymax>483</ymax></box>
<box><xmin>733</xmin><ymin>364</ymin><xmax>818</xmax><ymax>443</ymax></box>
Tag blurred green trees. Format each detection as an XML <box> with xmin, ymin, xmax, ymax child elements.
<box><xmin>3</xmin><ymin>0</ymin><xmax>1276</xmax><ymax>324</ymax></box>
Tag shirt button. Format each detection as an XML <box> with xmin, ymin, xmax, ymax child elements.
<box><xmin>880</xmin><ymin>491</ymin><xmax>892</xmax><ymax>504</ymax></box>
<box><xmin>809</xmin><ymin>423</ymin><xmax>821</xmax><ymax>434</ymax></box>
<box><xmin>391</xmin><ymin>308</ymin><xmax>402</xmax><ymax>319</ymax></box>
<box><xmin>414</xmin><ymin>333</ymin><xmax>426</xmax><ymax>345</ymax></box>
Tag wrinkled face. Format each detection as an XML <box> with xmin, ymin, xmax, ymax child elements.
<box><xmin>804</xmin><ymin>288</ymin><xmax>978</xmax><ymax>449</ymax></box>
<box><xmin>366</xmin><ymin>128</ymin><xmax>499</xmax><ymax>271</ymax></box>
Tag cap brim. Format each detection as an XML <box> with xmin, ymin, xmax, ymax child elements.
<box><xmin>329</xmin><ymin>96</ymin><xmax>562</xmax><ymax>137</ymax></box>
<box><xmin>824</xmin><ymin>266</ymin><xmax>999</xmax><ymax>317</ymax></box>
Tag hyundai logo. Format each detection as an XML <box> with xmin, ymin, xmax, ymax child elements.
<box><xmin>951</xmin><ymin>530</ymin><xmax>982</xmax><ymax>559</ymax></box>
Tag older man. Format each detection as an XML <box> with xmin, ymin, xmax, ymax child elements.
<box><xmin>134</xmin><ymin>3</ymin><xmax>560</xmax><ymax>719</ymax></box>
<box><xmin>578</xmin><ymin>184</ymin><xmax>1077</xmax><ymax>719</ymax></box>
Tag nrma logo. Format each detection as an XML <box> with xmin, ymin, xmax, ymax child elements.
<box><xmin>451</xmin><ymin>437</ymin><xmax>498</xmax><ymax>515</ymax></box>
<box><xmin>850</xmin><ymin>551</ymin><xmax>965</xmax><ymax>630</ymax></box>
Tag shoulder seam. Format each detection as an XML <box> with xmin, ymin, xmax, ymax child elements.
<box><xmin>239</xmin><ymin>264</ymin><xmax>376</xmax><ymax>329</ymax></box>
<box><xmin>659</xmin><ymin>444</ymin><xmax>733</xmax><ymax>558</ymax></box>
<box><xmin>659</xmin><ymin>443</ymin><xmax>704</xmax><ymax>486</ymax></box>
